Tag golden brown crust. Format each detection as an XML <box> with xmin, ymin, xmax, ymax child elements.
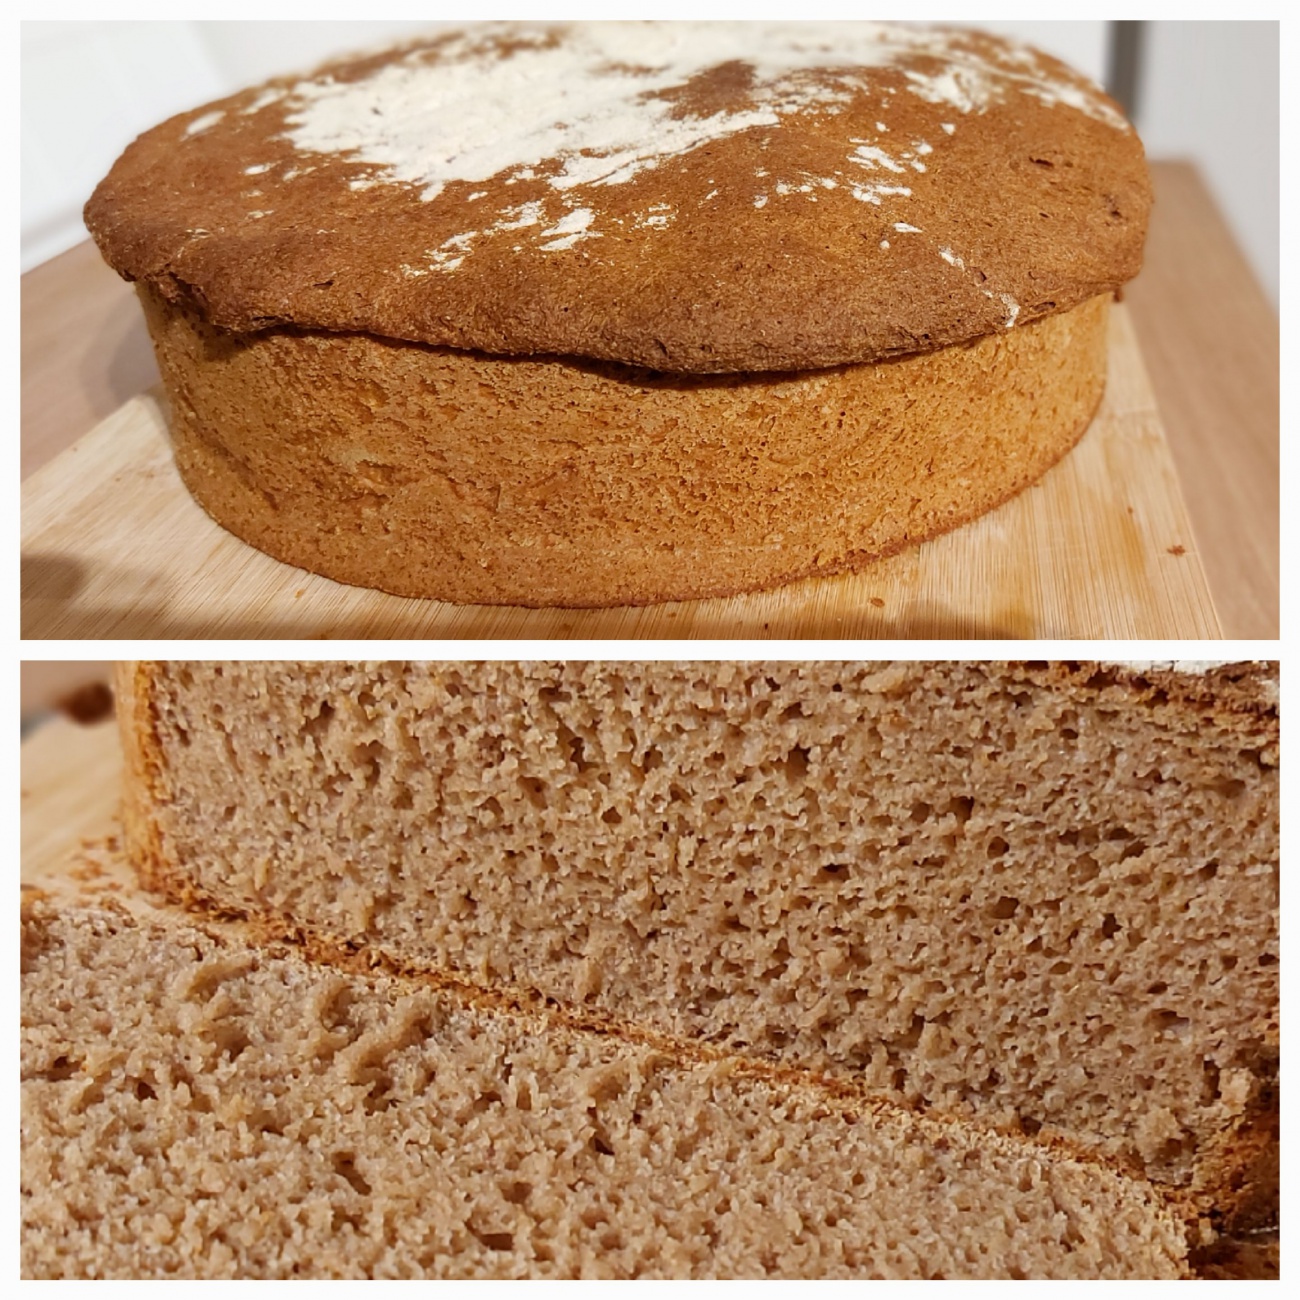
<box><xmin>85</xmin><ymin>24</ymin><xmax>1150</xmax><ymax>374</ymax></box>
<box><xmin>1192</xmin><ymin>1230</ymin><xmax>1280</xmax><ymax>1280</ymax></box>
<box><xmin>140</xmin><ymin>288</ymin><xmax>1109</xmax><ymax>606</ymax></box>
<box><xmin>113</xmin><ymin>663</ymin><xmax>171</xmax><ymax>900</ymax></box>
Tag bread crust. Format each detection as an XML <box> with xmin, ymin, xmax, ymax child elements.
<box><xmin>84</xmin><ymin>23</ymin><xmax>1150</xmax><ymax>375</ymax></box>
<box><xmin>141</xmin><ymin>288</ymin><xmax>1109</xmax><ymax>606</ymax></box>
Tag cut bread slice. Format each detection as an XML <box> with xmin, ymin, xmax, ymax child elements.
<box><xmin>22</xmin><ymin>873</ymin><xmax>1192</xmax><ymax>1280</ymax></box>
<box><xmin>116</xmin><ymin>660</ymin><xmax>1279</xmax><ymax>1225</ymax></box>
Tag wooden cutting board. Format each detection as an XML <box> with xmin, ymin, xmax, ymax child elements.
<box><xmin>21</xmin><ymin>305</ymin><xmax>1218</xmax><ymax>640</ymax></box>
<box><xmin>21</xmin><ymin>716</ymin><xmax>122</xmax><ymax>895</ymax></box>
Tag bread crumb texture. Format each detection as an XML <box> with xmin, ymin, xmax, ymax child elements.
<box><xmin>21</xmin><ymin>900</ymin><xmax>1189</xmax><ymax>1279</ymax></box>
<box><xmin>121</xmin><ymin>660</ymin><xmax>1278</xmax><ymax>1223</ymax></box>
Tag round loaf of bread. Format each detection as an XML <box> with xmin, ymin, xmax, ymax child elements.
<box><xmin>87</xmin><ymin>23</ymin><xmax>1151</xmax><ymax>606</ymax></box>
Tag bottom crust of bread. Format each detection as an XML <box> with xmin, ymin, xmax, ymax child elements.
<box><xmin>140</xmin><ymin>290</ymin><xmax>1110</xmax><ymax>607</ymax></box>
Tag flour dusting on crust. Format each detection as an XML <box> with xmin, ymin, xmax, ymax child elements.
<box><xmin>265</xmin><ymin>22</ymin><xmax>1126</xmax><ymax>276</ymax></box>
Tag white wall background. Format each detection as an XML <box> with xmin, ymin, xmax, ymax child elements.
<box><xmin>1134</xmin><ymin>21</ymin><xmax>1279</xmax><ymax>308</ymax></box>
<box><xmin>21</xmin><ymin>20</ymin><xmax>1277</xmax><ymax>308</ymax></box>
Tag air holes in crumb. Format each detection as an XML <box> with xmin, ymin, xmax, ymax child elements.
<box><xmin>502</xmin><ymin>1180</ymin><xmax>532</xmax><ymax>1205</ymax></box>
<box><xmin>1198</xmin><ymin>861</ymin><xmax>1219</xmax><ymax>881</ymax></box>
<box><xmin>944</xmin><ymin>796</ymin><xmax>974</xmax><ymax>824</ymax></box>
<box><xmin>516</xmin><ymin>775</ymin><xmax>548</xmax><ymax>808</ymax></box>
<box><xmin>471</xmin><ymin>1228</ymin><xmax>515</xmax><ymax>1252</ymax></box>
<box><xmin>986</xmin><ymin>837</ymin><xmax>1009</xmax><ymax>859</ymax></box>
<box><xmin>37</xmin><ymin>1055</ymin><xmax>81</xmax><ymax>1082</ymax></box>
<box><xmin>332</xmin><ymin>1153</ymin><xmax>372</xmax><ymax>1196</ymax></box>
<box><xmin>250</xmin><ymin>1108</ymin><xmax>284</xmax><ymax>1136</ymax></box>
<box><xmin>209</xmin><ymin>1024</ymin><xmax>251</xmax><ymax>1061</ymax></box>
<box><xmin>989</xmin><ymin>896</ymin><xmax>1019</xmax><ymax>920</ymax></box>
<box><xmin>1148</xmin><ymin>1009</ymin><xmax>1190</xmax><ymax>1038</ymax></box>
<box><xmin>134</xmin><ymin>1079</ymin><xmax>157</xmax><ymax>1101</ymax></box>
<box><xmin>909</xmin><ymin>801</ymin><xmax>932</xmax><ymax>824</ymax></box>
<box><xmin>601</xmin><ymin>806</ymin><xmax>623</xmax><ymax>825</ymax></box>
<box><xmin>1153</xmin><ymin>1134</ymin><xmax>1194</xmax><ymax>1166</ymax></box>
<box><xmin>305</xmin><ymin>699</ymin><xmax>335</xmax><ymax>744</ymax></box>
<box><xmin>470</xmin><ymin>1089</ymin><xmax>503</xmax><ymax>1116</ymax></box>
<box><xmin>1071</xmin><ymin>854</ymin><xmax>1100</xmax><ymax>884</ymax></box>
<box><xmin>783</xmin><ymin>745</ymin><xmax>810</xmax><ymax>779</ymax></box>
<box><xmin>822</xmin><ymin>863</ymin><xmax>845</xmax><ymax>876</ymax></box>
<box><xmin>1101</xmin><ymin>913</ymin><xmax>1121</xmax><ymax>939</ymax></box>
<box><xmin>1208</xmin><ymin>778</ymin><xmax>1246</xmax><ymax>800</ymax></box>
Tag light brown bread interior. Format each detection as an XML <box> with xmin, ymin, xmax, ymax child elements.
<box><xmin>21</xmin><ymin>893</ymin><xmax>1192</xmax><ymax>1280</ymax></box>
<box><xmin>118</xmin><ymin>660</ymin><xmax>1279</xmax><ymax>1226</ymax></box>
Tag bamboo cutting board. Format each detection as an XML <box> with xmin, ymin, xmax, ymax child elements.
<box><xmin>21</xmin><ymin>717</ymin><xmax>121</xmax><ymax>893</ymax></box>
<box><xmin>21</xmin><ymin>305</ymin><xmax>1218</xmax><ymax>640</ymax></box>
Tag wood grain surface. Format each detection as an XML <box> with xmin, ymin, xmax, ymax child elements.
<box><xmin>21</xmin><ymin>716</ymin><xmax>121</xmax><ymax>890</ymax></box>
<box><xmin>21</xmin><ymin>305</ymin><xmax>1218</xmax><ymax>640</ymax></box>
<box><xmin>1122</xmin><ymin>164</ymin><xmax>1279</xmax><ymax>639</ymax></box>
<box><xmin>21</xmin><ymin>161</ymin><xmax>1273</xmax><ymax>639</ymax></box>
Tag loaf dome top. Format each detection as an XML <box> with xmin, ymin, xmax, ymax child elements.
<box><xmin>86</xmin><ymin>22</ymin><xmax>1151</xmax><ymax>373</ymax></box>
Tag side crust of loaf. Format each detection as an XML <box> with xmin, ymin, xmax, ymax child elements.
<box><xmin>116</xmin><ymin>660</ymin><xmax>1279</xmax><ymax>1229</ymax></box>
<box><xmin>21</xmin><ymin>895</ymin><xmax>1192</xmax><ymax>1279</ymax></box>
<box><xmin>139</xmin><ymin>289</ymin><xmax>1109</xmax><ymax>606</ymax></box>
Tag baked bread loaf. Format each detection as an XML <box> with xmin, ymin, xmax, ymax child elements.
<box><xmin>85</xmin><ymin>24</ymin><xmax>1150</xmax><ymax>606</ymax></box>
<box><xmin>22</xmin><ymin>890</ymin><xmax>1193</xmax><ymax>1279</ymax></box>
<box><xmin>118</xmin><ymin>660</ymin><xmax>1278</xmax><ymax>1227</ymax></box>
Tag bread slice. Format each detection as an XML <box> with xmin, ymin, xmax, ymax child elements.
<box><xmin>21</xmin><ymin>882</ymin><xmax>1192</xmax><ymax>1279</ymax></box>
<box><xmin>117</xmin><ymin>660</ymin><xmax>1278</xmax><ymax>1226</ymax></box>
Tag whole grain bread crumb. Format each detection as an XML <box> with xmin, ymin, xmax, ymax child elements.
<box><xmin>21</xmin><ymin>897</ymin><xmax>1191</xmax><ymax>1280</ymax></box>
<box><xmin>117</xmin><ymin>660</ymin><xmax>1279</xmax><ymax>1226</ymax></box>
